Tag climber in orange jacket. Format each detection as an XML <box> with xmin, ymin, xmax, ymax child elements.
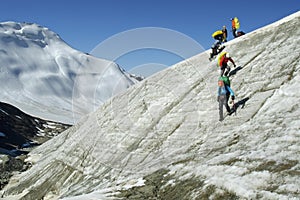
<box><xmin>218</xmin><ymin>52</ymin><xmax>236</xmax><ymax>76</ymax></box>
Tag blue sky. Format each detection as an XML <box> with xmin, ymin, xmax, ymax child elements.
<box><xmin>1</xmin><ymin>0</ymin><xmax>299</xmax><ymax>75</ymax></box>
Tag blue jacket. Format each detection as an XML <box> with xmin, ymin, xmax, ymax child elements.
<box><xmin>218</xmin><ymin>85</ymin><xmax>234</xmax><ymax>96</ymax></box>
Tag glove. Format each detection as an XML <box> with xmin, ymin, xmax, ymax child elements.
<box><xmin>217</xmin><ymin>96</ymin><xmax>220</xmax><ymax>102</ymax></box>
<box><xmin>231</xmin><ymin>96</ymin><xmax>235</xmax><ymax>100</ymax></box>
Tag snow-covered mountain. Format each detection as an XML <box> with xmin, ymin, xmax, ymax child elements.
<box><xmin>1</xmin><ymin>11</ymin><xmax>300</xmax><ymax>199</ymax></box>
<box><xmin>0</xmin><ymin>22</ymin><xmax>137</xmax><ymax>124</ymax></box>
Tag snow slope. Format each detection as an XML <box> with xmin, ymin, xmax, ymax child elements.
<box><xmin>1</xmin><ymin>11</ymin><xmax>300</xmax><ymax>199</ymax></box>
<box><xmin>0</xmin><ymin>22</ymin><xmax>136</xmax><ymax>124</ymax></box>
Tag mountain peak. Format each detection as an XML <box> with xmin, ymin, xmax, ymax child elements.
<box><xmin>0</xmin><ymin>21</ymin><xmax>60</xmax><ymax>46</ymax></box>
<box><xmin>0</xmin><ymin>21</ymin><xmax>136</xmax><ymax>124</ymax></box>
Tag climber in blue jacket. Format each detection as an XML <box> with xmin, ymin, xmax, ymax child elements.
<box><xmin>217</xmin><ymin>77</ymin><xmax>235</xmax><ymax>121</ymax></box>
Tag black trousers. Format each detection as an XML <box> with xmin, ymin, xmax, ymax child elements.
<box><xmin>220</xmin><ymin>63</ymin><xmax>231</xmax><ymax>76</ymax></box>
<box><xmin>232</xmin><ymin>28</ymin><xmax>237</xmax><ymax>38</ymax></box>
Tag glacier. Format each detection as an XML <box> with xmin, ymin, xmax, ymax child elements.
<box><xmin>1</xmin><ymin>11</ymin><xmax>300</xmax><ymax>200</ymax></box>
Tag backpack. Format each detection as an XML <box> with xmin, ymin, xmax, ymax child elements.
<box><xmin>219</xmin><ymin>76</ymin><xmax>230</xmax><ymax>87</ymax></box>
<box><xmin>212</xmin><ymin>30</ymin><xmax>223</xmax><ymax>38</ymax></box>
<box><xmin>218</xmin><ymin>51</ymin><xmax>227</xmax><ymax>66</ymax></box>
<box><xmin>232</xmin><ymin>17</ymin><xmax>240</xmax><ymax>29</ymax></box>
<box><xmin>237</xmin><ymin>31</ymin><xmax>245</xmax><ymax>36</ymax></box>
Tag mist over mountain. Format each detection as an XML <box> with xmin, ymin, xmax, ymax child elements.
<box><xmin>0</xmin><ymin>21</ymin><xmax>138</xmax><ymax>124</ymax></box>
<box><xmin>1</xmin><ymin>11</ymin><xmax>300</xmax><ymax>200</ymax></box>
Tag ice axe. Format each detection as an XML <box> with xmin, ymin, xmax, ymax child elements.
<box><xmin>230</xmin><ymin>98</ymin><xmax>237</xmax><ymax>115</ymax></box>
<box><xmin>232</xmin><ymin>99</ymin><xmax>237</xmax><ymax>115</ymax></box>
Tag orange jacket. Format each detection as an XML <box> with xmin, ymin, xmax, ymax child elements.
<box><xmin>232</xmin><ymin>19</ymin><xmax>236</xmax><ymax>29</ymax></box>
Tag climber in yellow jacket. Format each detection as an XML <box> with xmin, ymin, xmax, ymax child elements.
<box><xmin>209</xmin><ymin>28</ymin><xmax>227</xmax><ymax>61</ymax></box>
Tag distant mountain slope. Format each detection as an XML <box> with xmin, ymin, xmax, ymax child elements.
<box><xmin>0</xmin><ymin>101</ymin><xmax>70</xmax><ymax>156</ymax></box>
<box><xmin>0</xmin><ymin>22</ymin><xmax>137</xmax><ymax>124</ymax></box>
<box><xmin>0</xmin><ymin>101</ymin><xmax>70</xmax><ymax>190</ymax></box>
<box><xmin>1</xmin><ymin>11</ymin><xmax>300</xmax><ymax>199</ymax></box>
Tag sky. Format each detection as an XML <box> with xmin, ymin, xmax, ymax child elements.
<box><xmin>0</xmin><ymin>0</ymin><xmax>299</xmax><ymax>75</ymax></box>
